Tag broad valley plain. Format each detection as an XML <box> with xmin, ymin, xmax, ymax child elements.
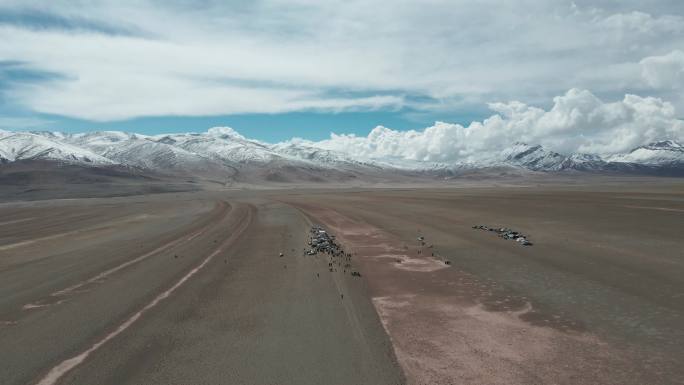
<box><xmin>2</xmin><ymin>2</ymin><xmax>684</xmax><ymax>384</ymax></box>
<box><xmin>1</xmin><ymin>176</ymin><xmax>682</xmax><ymax>385</ymax></box>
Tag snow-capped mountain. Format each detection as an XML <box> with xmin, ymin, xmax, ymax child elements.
<box><xmin>606</xmin><ymin>140</ymin><xmax>683</xmax><ymax>165</ymax></box>
<box><xmin>28</xmin><ymin>130</ymin><xmax>246</xmax><ymax>179</ymax></box>
<box><xmin>151</xmin><ymin>127</ymin><xmax>281</xmax><ymax>164</ymax></box>
<box><xmin>437</xmin><ymin>142</ymin><xmax>602</xmax><ymax>172</ymax></box>
<box><xmin>466</xmin><ymin>141</ymin><xmax>684</xmax><ymax>172</ymax></box>
<box><xmin>499</xmin><ymin>143</ymin><xmax>569</xmax><ymax>171</ymax></box>
<box><xmin>61</xmin><ymin>131</ymin><xmax>220</xmax><ymax>171</ymax></box>
<box><xmin>2</xmin><ymin>129</ymin><xmax>683</xmax><ymax>180</ymax></box>
<box><xmin>270</xmin><ymin>141</ymin><xmax>382</xmax><ymax>168</ymax></box>
<box><xmin>0</xmin><ymin>131</ymin><xmax>114</xmax><ymax>165</ymax></box>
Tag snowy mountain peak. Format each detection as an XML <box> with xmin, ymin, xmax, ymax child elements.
<box><xmin>607</xmin><ymin>140</ymin><xmax>684</xmax><ymax>165</ymax></box>
<box><xmin>0</xmin><ymin>131</ymin><xmax>115</xmax><ymax>165</ymax></box>
<box><xmin>568</xmin><ymin>153</ymin><xmax>603</xmax><ymax>162</ymax></box>
<box><xmin>634</xmin><ymin>140</ymin><xmax>683</xmax><ymax>151</ymax></box>
<box><xmin>499</xmin><ymin>143</ymin><xmax>567</xmax><ymax>171</ymax></box>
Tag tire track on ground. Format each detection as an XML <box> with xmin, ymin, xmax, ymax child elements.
<box><xmin>0</xmin><ymin>214</ymin><xmax>153</xmax><ymax>251</ymax></box>
<box><xmin>32</xmin><ymin>202</ymin><xmax>254</xmax><ymax>385</ymax></box>
<box><xmin>21</xmin><ymin>201</ymin><xmax>231</xmax><ymax>311</ymax></box>
<box><xmin>286</xmin><ymin>202</ymin><xmax>379</xmax><ymax>364</ymax></box>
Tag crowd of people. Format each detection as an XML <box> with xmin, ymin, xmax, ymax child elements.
<box><xmin>471</xmin><ymin>225</ymin><xmax>533</xmax><ymax>246</ymax></box>
<box><xmin>307</xmin><ymin>226</ymin><xmax>361</xmax><ymax>276</ymax></box>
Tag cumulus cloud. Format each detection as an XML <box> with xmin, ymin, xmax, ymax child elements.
<box><xmin>207</xmin><ymin>126</ymin><xmax>245</xmax><ymax>140</ymax></box>
<box><xmin>1</xmin><ymin>1</ymin><xmax>684</xmax><ymax>120</ymax></box>
<box><xmin>301</xmin><ymin>89</ymin><xmax>684</xmax><ymax>162</ymax></box>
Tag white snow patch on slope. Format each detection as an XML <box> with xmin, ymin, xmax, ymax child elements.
<box><xmin>0</xmin><ymin>131</ymin><xmax>115</xmax><ymax>165</ymax></box>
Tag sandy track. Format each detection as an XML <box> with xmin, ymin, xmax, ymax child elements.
<box><xmin>21</xmin><ymin>201</ymin><xmax>231</xmax><ymax>310</ymax></box>
<box><xmin>0</xmin><ymin>195</ymin><xmax>233</xmax><ymax>385</ymax></box>
<box><xmin>47</xmin><ymin>197</ymin><xmax>403</xmax><ymax>385</ymax></box>
<box><xmin>0</xmin><ymin>213</ymin><xmax>155</xmax><ymax>251</ymax></box>
<box><xmin>34</xmin><ymin>202</ymin><xmax>252</xmax><ymax>385</ymax></box>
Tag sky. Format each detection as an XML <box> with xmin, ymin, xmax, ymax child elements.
<box><xmin>0</xmin><ymin>0</ymin><xmax>683</xmax><ymax>151</ymax></box>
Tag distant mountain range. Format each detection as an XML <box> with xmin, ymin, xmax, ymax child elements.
<box><xmin>1</xmin><ymin>130</ymin><xmax>682</xmax><ymax>183</ymax></box>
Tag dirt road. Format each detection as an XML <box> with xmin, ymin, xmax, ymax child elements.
<box><xmin>0</xmin><ymin>192</ymin><xmax>403</xmax><ymax>385</ymax></box>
